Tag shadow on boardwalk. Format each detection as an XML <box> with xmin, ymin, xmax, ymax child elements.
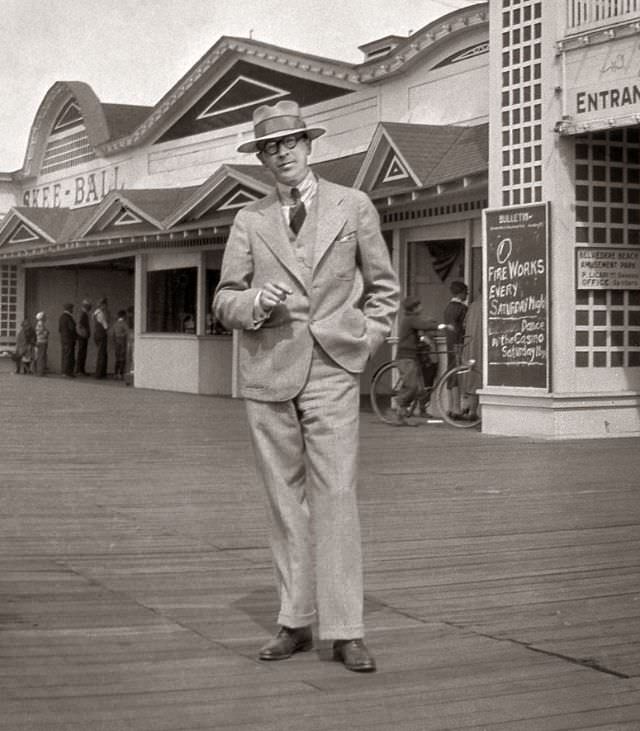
<box><xmin>1</xmin><ymin>366</ymin><xmax>640</xmax><ymax>730</ymax></box>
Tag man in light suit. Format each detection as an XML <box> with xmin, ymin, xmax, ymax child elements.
<box><xmin>214</xmin><ymin>100</ymin><xmax>399</xmax><ymax>672</ymax></box>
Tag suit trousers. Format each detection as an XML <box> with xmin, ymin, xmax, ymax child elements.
<box><xmin>60</xmin><ymin>341</ymin><xmax>76</xmax><ymax>377</ymax></box>
<box><xmin>94</xmin><ymin>336</ymin><xmax>108</xmax><ymax>379</ymax></box>
<box><xmin>245</xmin><ymin>344</ymin><xmax>364</xmax><ymax>640</ymax></box>
<box><xmin>76</xmin><ymin>337</ymin><xmax>89</xmax><ymax>374</ymax></box>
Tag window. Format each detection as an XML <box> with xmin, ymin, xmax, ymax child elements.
<box><xmin>146</xmin><ymin>267</ymin><xmax>197</xmax><ymax>333</ymax></box>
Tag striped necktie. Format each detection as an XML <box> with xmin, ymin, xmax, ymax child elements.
<box><xmin>289</xmin><ymin>187</ymin><xmax>306</xmax><ymax>235</ymax></box>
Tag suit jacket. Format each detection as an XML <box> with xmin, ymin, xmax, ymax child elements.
<box><xmin>77</xmin><ymin>309</ymin><xmax>91</xmax><ymax>339</ymax></box>
<box><xmin>214</xmin><ymin>178</ymin><xmax>400</xmax><ymax>401</ymax></box>
<box><xmin>58</xmin><ymin>311</ymin><xmax>77</xmax><ymax>345</ymax></box>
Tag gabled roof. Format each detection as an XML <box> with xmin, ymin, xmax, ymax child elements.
<box><xmin>356</xmin><ymin>121</ymin><xmax>488</xmax><ymax>196</ymax></box>
<box><xmin>383</xmin><ymin>122</ymin><xmax>488</xmax><ymax>185</ymax></box>
<box><xmin>10</xmin><ymin>207</ymin><xmax>69</xmax><ymax>241</ymax></box>
<box><xmin>425</xmin><ymin>123</ymin><xmax>488</xmax><ymax>185</ymax></box>
<box><xmin>165</xmin><ymin>165</ymin><xmax>274</xmax><ymax>228</ymax></box>
<box><xmin>102</xmin><ymin>104</ymin><xmax>155</xmax><ymax>140</ymax></box>
<box><xmin>116</xmin><ymin>187</ymin><xmax>200</xmax><ymax>226</ymax></box>
<box><xmin>77</xmin><ymin>187</ymin><xmax>199</xmax><ymax>238</ymax></box>
<box><xmin>103</xmin><ymin>36</ymin><xmax>361</xmax><ymax>152</ymax></box>
<box><xmin>312</xmin><ymin>153</ymin><xmax>366</xmax><ymax>188</ymax></box>
<box><xmin>0</xmin><ymin>206</ymin><xmax>95</xmax><ymax>252</ymax></box>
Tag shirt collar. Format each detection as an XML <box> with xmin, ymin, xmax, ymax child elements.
<box><xmin>276</xmin><ymin>170</ymin><xmax>317</xmax><ymax>205</ymax></box>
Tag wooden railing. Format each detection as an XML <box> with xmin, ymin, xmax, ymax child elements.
<box><xmin>566</xmin><ymin>0</ymin><xmax>640</xmax><ymax>31</ymax></box>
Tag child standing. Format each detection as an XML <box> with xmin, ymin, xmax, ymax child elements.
<box><xmin>14</xmin><ymin>319</ymin><xmax>36</xmax><ymax>374</ymax></box>
<box><xmin>34</xmin><ymin>311</ymin><xmax>50</xmax><ymax>376</ymax></box>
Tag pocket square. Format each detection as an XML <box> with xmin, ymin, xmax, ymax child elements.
<box><xmin>335</xmin><ymin>231</ymin><xmax>357</xmax><ymax>244</ymax></box>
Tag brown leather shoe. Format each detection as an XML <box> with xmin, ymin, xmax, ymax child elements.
<box><xmin>333</xmin><ymin>639</ymin><xmax>377</xmax><ymax>672</ymax></box>
<box><xmin>258</xmin><ymin>626</ymin><xmax>313</xmax><ymax>661</ymax></box>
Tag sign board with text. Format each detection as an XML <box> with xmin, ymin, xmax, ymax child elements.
<box><xmin>484</xmin><ymin>203</ymin><xmax>550</xmax><ymax>390</ymax></box>
<box><xmin>21</xmin><ymin>164</ymin><xmax>124</xmax><ymax>209</ymax></box>
<box><xmin>563</xmin><ymin>34</ymin><xmax>640</xmax><ymax>132</ymax></box>
<box><xmin>576</xmin><ymin>246</ymin><xmax>640</xmax><ymax>290</ymax></box>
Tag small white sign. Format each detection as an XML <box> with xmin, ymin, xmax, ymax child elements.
<box><xmin>576</xmin><ymin>247</ymin><xmax>640</xmax><ymax>290</ymax></box>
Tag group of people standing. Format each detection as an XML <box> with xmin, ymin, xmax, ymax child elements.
<box><xmin>14</xmin><ymin>297</ymin><xmax>132</xmax><ymax>380</ymax></box>
<box><xmin>58</xmin><ymin>298</ymin><xmax>132</xmax><ymax>379</ymax></box>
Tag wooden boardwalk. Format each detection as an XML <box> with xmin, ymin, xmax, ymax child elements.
<box><xmin>1</xmin><ymin>362</ymin><xmax>640</xmax><ymax>730</ymax></box>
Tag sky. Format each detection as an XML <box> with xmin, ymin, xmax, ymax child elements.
<box><xmin>0</xmin><ymin>0</ymin><xmax>479</xmax><ymax>171</ymax></box>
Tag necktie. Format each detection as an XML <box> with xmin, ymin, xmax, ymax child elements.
<box><xmin>289</xmin><ymin>187</ymin><xmax>306</xmax><ymax>235</ymax></box>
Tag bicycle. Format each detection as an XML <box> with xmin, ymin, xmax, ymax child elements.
<box><xmin>370</xmin><ymin>331</ymin><xmax>481</xmax><ymax>429</ymax></box>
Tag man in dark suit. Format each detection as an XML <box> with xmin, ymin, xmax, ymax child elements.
<box><xmin>58</xmin><ymin>303</ymin><xmax>77</xmax><ymax>378</ymax></box>
<box><xmin>442</xmin><ymin>280</ymin><xmax>469</xmax><ymax>417</ymax></box>
<box><xmin>214</xmin><ymin>100</ymin><xmax>399</xmax><ymax>672</ymax></box>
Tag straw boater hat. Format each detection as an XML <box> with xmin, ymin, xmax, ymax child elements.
<box><xmin>237</xmin><ymin>100</ymin><xmax>326</xmax><ymax>154</ymax></box>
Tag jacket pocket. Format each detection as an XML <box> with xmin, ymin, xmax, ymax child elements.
<box><xmin>330</xmin><ymin>233</ymin><xmax>357</xmax><ymax>280</ymax></box>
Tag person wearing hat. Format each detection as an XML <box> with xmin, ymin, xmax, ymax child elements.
<box><xmin>34</xmin><ymin>311</ymin><xmax>50</xmax><ymax>376</ymax></box>
<box><xmin>58</xmin><ymin>303</ymin><xmax>77</xmax><ymax>378</ymax></box>
<box><xmin>214</xmin><ymin>100</ymin><xmax>399</xmax><ymax>672</ymax></box>
<box><xmin>393</xmin><ymin>296</ymin><xmax>440</xmax><ymax>424</ymax></box>
<box><xmin>75</xmin><ymin>299</ymin><xmax>92</xmax><ymax>375</ymax></box>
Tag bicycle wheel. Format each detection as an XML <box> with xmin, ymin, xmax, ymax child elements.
<box><xmin>370</xmin><ymin>360</ymin><xmax>417</xmax><ymax>425</ymax></box>
<box><xmin>434</xmin><ymin>363</ymin><xmax>482</xmax><ymax>429</ymax></box>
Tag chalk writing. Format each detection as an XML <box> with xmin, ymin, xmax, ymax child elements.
<box><xmin>485</xmin><ymin>203</ymin><xmax>549</xmax><ymax>389</ymax></box>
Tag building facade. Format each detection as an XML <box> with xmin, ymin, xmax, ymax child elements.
<box><xmin>482</xmin><ymin>0</ymin><xmax>640</xmax><ymax>438</ymax></box>
<box><xmin>2</xmin><ymin>0</ymin><xmax>639</xmax><ymax>439</ymax></box>
<box><xmin>0</xmin><ymin>3</ymin><xmax>489</xmax><ymax>398</ymax></box>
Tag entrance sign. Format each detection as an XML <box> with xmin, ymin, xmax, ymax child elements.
<box><xmin>562</xmin><ymin>34</ymin><xmax>640</xmax><ymax>133</ymax></box>
<box><xmin>576</xmin><ymin>246</ymin><xmax>640</xmax><ymax>290</ymax></box>
<box><xmin>484</xmin><ymin>202</ymin><xmax>550</xmax><ymax>390</ymax></box>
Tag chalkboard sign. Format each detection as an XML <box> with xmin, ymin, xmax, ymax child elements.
<box><xmin>484</xmin><ymin>202</ymin><xmax>550</xmax><ymax>390</ymax></box>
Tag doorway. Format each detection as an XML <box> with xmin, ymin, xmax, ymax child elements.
<box><xmin>406</xmin><ymin>239</ymin><xmax>465</xmax><ymax>321</ymax></box>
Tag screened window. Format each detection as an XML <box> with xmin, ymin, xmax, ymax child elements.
<box><xmin>146</xmin><ymin>267</ymin><xmax>197</xmax><ymax>333</ymax></box>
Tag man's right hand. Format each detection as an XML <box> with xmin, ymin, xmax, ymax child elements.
<box><xmin>258</xmin><ymin>282</ymin><xmax>293</xmax><ymax>312</ymax></box>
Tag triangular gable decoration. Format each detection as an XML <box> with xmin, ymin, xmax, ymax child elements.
<box><xmin>158</xmin><ymin>59</ymin><xmax>352</xmax><ymax>144</ymax></box>
<box><xmin>219</xmin><ymin>188</ymin><xmax>260</xmax><ymax>211</ymax></box>
<box><xmin>382</xmin><ymin>154</ymin><xmax>410</xmax><ymax>184</ymax></box>
<box><xmin>113</xmin><ymin>210</ymin><xmax>143</xmax><ymax>226</ymax></box>
<box><xmin>53</xmin><ymin>100</ymin><xmax>84</xmax><ymax>132</ymax></box>
<box><xmin>42</xmin><ymin>98</ymin><xmax>94</xmax><ymax>175</ymax></box>
<box><xmin>197</xmin><ymin>77</ymin><xmax>288</xmax><ymax>120</ymax></box>
<box><xmin>9</xmin><ymin>224</ymin><xmax>39</xmax><ymax>244</ymax></box>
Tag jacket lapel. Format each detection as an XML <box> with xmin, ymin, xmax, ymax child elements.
<box><xmin>255</xmin><ymin>192</ymin><xmax>306</xmax><ymax>290</ymax></box>
<box><xmin>312</xmin><ymin>179</ymin><xmax>347</xmax><ymax>274</ymax></box>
